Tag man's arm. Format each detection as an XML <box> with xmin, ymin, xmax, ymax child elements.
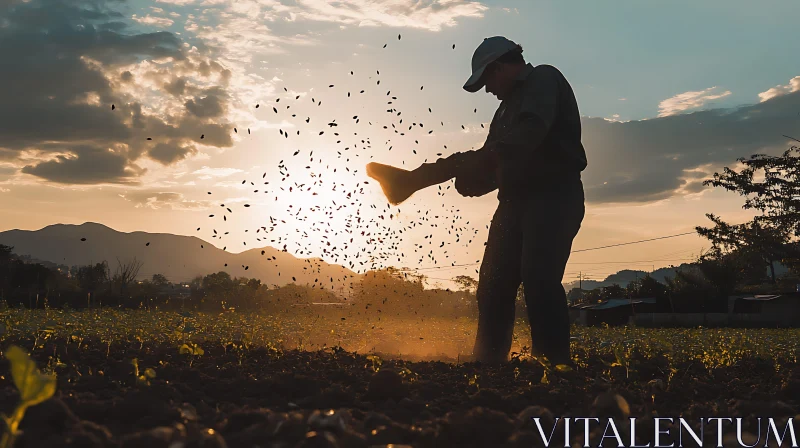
<box><xmin>434</xmin><ymin>101</ymin><xmax>506</xmax><ymax>176</ymax></box>
<box><xmin>428</xmin><ymin>141</ymin><xmax>498</xmax><ymax>181</ymax></box>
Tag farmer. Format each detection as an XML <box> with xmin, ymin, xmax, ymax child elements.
<box><xmin>366</xmin><ymin>36</ymin><xmax>587</xmax><ymax>365</ymax></box>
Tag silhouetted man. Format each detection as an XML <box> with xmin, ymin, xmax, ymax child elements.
<box><xmin>367</xmin><ymin>36</ymin><xmax>587</xmax><ymax>365</ymax></box>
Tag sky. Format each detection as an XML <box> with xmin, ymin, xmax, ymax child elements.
<box><xmin>0</xmin><ymin>0</ymin><xmax>799</xmax><ymax>288</ymax></box>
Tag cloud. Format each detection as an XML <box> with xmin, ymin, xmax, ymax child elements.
<box><xmin>581</xmin><ymin>89</ymin><xmax>800</xmax><ymax>204</ymax></box>
<box><xmin>191</xmin><ymin>166</ymin><xmax>243</xmax><ymax>177</ymax></box>
<box><xmin>118</xmin><ymin>191</ymin><xmax>211</xmax><ymax>210</ymax></box>
<box><xmin>148</xmin><ymin>141</ymin><xmax>199</xmax><ymax>165</ymax></box>
<box><xmin>0</xmin><ymin>164</ymin><xmax>17</xmax><ymax>181</ymax></box>
<box><xmin>19</xmin><ymin>145</ymin><xmax>146</xmax><ymax>185</ymax></box>
<box><xmin>155</xmin><ymin>0</ymin><xmax>197</xmax><ymax>4</ymax></box>
<box><xmin>758</xmin><ymin>76</ymin><xmax>800</xmax><ymax>102</ymax></box>
<box><xmin>657</xmin><ymin>86</ymin><xmax>732</xmax><ymax>117</ymax></box>
<box><xmin>184</xmin><ymin>0</ymin><xmax>486</xmax><ymax>71</ymax></box>
<box><xmin>184</xmin><ymin>86</ymin><xmax>228</xmax><ymax>118</ymax></box>
<box><xmin>292</xmin><ymin>0</ymin><xmax>488</xmax><ymax>32</ymax></box>
<box><xmin>131</xmin><ymin>14</ymin><xmax>174</xmax><ymax>27</ymax></box>
<box><xmin>190</xmin><ymin>12</ymin><xmax>317</xmax><ymax>65</ymax></box>
<box><xmin>0</xmin><ymin>0</ymin><xmax>236</xmax><ymax>185</ymax></box>
<box><xmin>211</xmin><ymin>180</ymin><xmax>252</xmax><ymax>189</ymax></box>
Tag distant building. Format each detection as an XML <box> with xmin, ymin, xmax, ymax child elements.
<box><xmin>725</xmin><ymin>293</ymin><xmax>800</xmax><ymax>326</ymax></box>
<box><xmin>569</xmin><ymin>297</ymin><xmax>657</xmax><ymax>326</ymax></box>
<box><xmin>568</xmin><ymin>291</ymin><xmax>800</xmax><ymax>327</ymax></box>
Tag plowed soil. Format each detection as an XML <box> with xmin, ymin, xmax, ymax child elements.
<box><xmin>2</xmin><ymin>333</ymin><xmax>798</xmax><ymax>448</ymax></box>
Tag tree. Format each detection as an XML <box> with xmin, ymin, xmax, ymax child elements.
<box><xmin>703</xmin><ymin>143</ymin><xmax>800</xmax><ymax>237</ymax></box>
<box><xmin>151</xmin><ymin>273</ymin><xmax>169</xmax><ymax>287</ymax></box>
<box><xmin>452</xmin><ymin>275</ymin><xmax>478</xmax><ymax>295</ymax></box>
<box><xmin>626</xmin><ymin>274</ymin><xmax>668</xmax><ymax>300</ymax></box>
<box><xmin>189</xmin><ymin>275</ymin><xmax>204</xmax><ymax>297</ymax></box>
<box><xmin>698</xmin><ymin>142</ymin><xmax>800</xmax><ymax>281</ymax></box>
<box><xmin>600</xmin><ymin>283</ymin><xmax>626</xmax><ymax>300</ymax></box>
<box><xmin>0</xmin><ymin>244</ymin><xmax>13</xmax><ymax>262</ymax></box>
<box><xmin>246</xmin><ymin>278</ymin><xmax>262</xmax><ymax>290</ymax></box>
<box><xmin>0</xmin><ymin>244</ymin><xmax>14</xmax><ymax>300</ymax></box>
<box><xmin>113</xmin><ymin>257</ymin><xmax>143</xmax><ymax>297</ymax></box>
<box><xmin>202</xmin><ymin>271</ymin><xmax>234</xmax><ymax>296</ymax></box>
<box><xmin>663</xmin><ymin>265</ymin><xmax>718</xmax><ymax>312</ymax></box>
<box><xmin>75</xmin><ymin>262</ymin><xmax>109</xmax><ymax>294</ymax></box>
<box><xmin>696</xmin><ymin>213</ymin><xmax>800</xmax><ymax>283</ymax></box>
<box><xmin>566</xmin><ymin>287</ymin><xmax>587</xmax><ymax>304</ymax></box>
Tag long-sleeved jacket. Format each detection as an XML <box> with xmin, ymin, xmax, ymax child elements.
<box><xmin>440</xmin><ymin>63</ymin><xmax>587</xmax><ymax>199</ymax></box>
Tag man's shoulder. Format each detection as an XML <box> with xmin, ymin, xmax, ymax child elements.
<box><xmin>523</xmin><ymin>64</ymin><xmax>567</xmax><ymax>92</ymax></box>
<box><xmin>532</xmin><ymin>64</ymin><xmax>563</xmax><ymax>78</ymax></box>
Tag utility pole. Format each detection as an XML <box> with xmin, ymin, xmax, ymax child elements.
<box><xmin>578</xmin><ymin>272</ymin><xmax>582</xmax><ymax>290</ymax></box>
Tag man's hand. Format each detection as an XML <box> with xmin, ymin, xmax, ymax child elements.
<box><xmin>456</xmin><ymin>175</ymin><xmax>496</xmax><ymax>197</ymax></box>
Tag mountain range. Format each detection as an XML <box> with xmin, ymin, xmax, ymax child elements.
<box><xmin>0</xmin><ymin>222</ymin><xmax>360</xmax><ymax>292</ymax></box>
<box><xmin>561</xmin><ymin>263</ymin><xmax>790</xmax><ymax>291</ymax></box>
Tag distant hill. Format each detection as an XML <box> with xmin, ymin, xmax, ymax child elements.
<box><xmin>562</xmin><ymin>262</ymin><xmax>791</xmax><ymax>291</ymax></box>
<box><xmin>0</xmin><ymin>222</ymin><xmax>361</xmax><ymax>293</ymax></box>
<box><xmin>562</xmin><ymin>265</ymin><xmax>689</xmax><ymax>291</ymax></box>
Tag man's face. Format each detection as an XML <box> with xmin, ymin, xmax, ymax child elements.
<box><xmin>482</xmin><ymin>62</ymin><xmax>513</xmax><ymax>100</ymax></box>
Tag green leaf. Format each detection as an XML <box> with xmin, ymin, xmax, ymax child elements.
<box><xmin>5</xmin><ymin>345</ymin><xmax>56</xmax><ymax>407</ymax></box>
<box><xmin>540</xmin><ymin>371</ymin><xmax>549</xmax><ymax>384</ymax></box>
<box><xmin>131</xmin><ymin>358</ymin><xmax>139</xmax><ymax>377</ymax></box>
<box><xmin>179</xmin><ymin>343</ymin><xmax>203</xmax><ymax>356</ymax></box>
<box><xmin>555</xmin><ymin>364</ymin><xmax>573</xmax><ymax>372</ymax></box>
<box><xmin>143</xmin><ymin>368</ymin><xmax>157</xmax><ymax>379</ymax></box>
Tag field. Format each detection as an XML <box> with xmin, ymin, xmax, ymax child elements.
<box><xmin>2</xmin><ymin>309</ymin><xmax>800</xmax><ymax>447</ymax></box>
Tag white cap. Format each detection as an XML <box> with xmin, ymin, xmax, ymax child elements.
<box><xmin>463</xmin><ymin>36</ymin><xmax>520</xmax><ymax>93</ymax></box>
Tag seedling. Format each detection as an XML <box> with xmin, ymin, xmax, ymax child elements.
<box><xmin>179</xmin><ymin>343</ymin><xmax>204</xmax><ymax>367</ymax></box>
<box><xmin>0</xmin><ymin>346</ymin><xmax>57</xmax><ymax>448</ymax></box>
<box><xmin>467</xmin><ymin>373</ymin><xmax>480</xmax><ymax>391</ymax></box>
<box><xmin>532</xmin><ymin>355</ymin><xmax>573</xmax><ymax>385</ymax></box>
<box><xmin>600</xmin><ymin>341</ymin><xmax>635</xmax><ymax>380</ymax></box>
<box><xmin>131</xmin><ymin>358</ymin><xmax>156</xmax><ymax>386</ymax></box>
<box><xmin>397</xmin><ymin>366</ymin><xmax>418</xmax><ymax>383</ymax></box>
<box><xmin>366</xmin><ymin>354</ymin><xmax>382</xmax><ymax>372</ymax></box>
<box><xmin>510</xmin><ymin>345</ymin><xmax>531</xmax><ymax>362</ymax></box>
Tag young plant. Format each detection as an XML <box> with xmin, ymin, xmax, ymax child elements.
<box><xmin>467</xmin><ymin>373</ymin><xmax>480</xmax><ymax>391</ymax></box>
<box><xmin>179</xmin><ymin>343</ymin><xmax>204</xmax><ymax>367</ymax></box>
<box><xmin>601</xmin><ymin>341</ymin><xmax>636</xmax><ymax>380</ymax></box>
<box><xmin>365</xmin><ymin>354</ymin><xmax>382</xmax><ymax>372</ymax></box>
<box><xmin>397</xmin><ymin>366</ymin><xmax>418</xmax><ymax>383</ymax></box>
<box><xmin>1</xmin><ymin>345</ymin><xmax>57</xmax><ymax>448</ymax></box>
<box><xmin>532</xmin><ymin>355</ymin><xmax>573</xmax><ymax>385</ymax></box>
<box><xmin>131</xmin><ymin>358</ymin><xmax>156</xmax><ymax>386</ymax></box>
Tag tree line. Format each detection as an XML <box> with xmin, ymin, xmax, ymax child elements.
<box><xmin>0</xmin><ymin>246</ymin><xmax>479</xmax><ymax>317</ymax></box>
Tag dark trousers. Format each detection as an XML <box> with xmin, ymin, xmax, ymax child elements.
<box><xmin>472</xmin><ymin>180</ymin><xmax>585</xmax><ymax>364</ymax></box>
